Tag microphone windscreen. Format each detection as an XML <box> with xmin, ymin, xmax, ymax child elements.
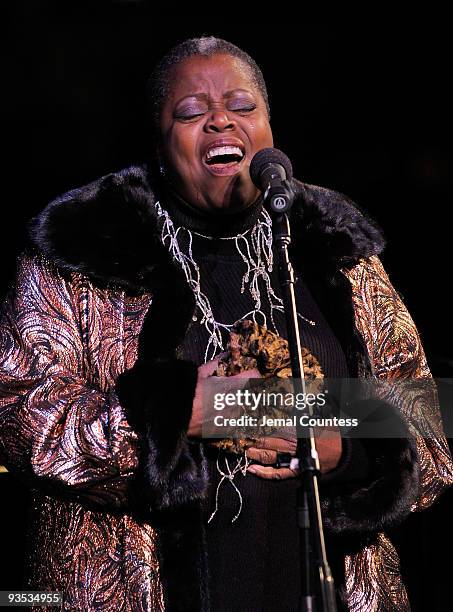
<box><xmin>249</xmin><ymin>147</ymin><xmax>293</xmax><ymax>187</ymax></box>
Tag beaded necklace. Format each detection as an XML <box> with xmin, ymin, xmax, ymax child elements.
<box><xmin>155</xmin><ymin>200</ymin><xmax>315</xmax><ymax>363</ymax></box>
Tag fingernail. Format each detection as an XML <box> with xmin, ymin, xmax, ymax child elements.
<box><xmin>247</xmin><ymin>465</ymin><xmax>257</xmax><ymax>474</ymax></box>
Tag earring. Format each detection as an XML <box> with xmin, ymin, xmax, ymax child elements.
<box><xmin>159</xmin><ymin>163</ymin><xmax>166</xmax><ymax>176</ymax></box>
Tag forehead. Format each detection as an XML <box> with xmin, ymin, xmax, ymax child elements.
<box><xmin>166</xmin><ymin>54</ymin><xmax>258</xmax><ymax>100</ymax></box>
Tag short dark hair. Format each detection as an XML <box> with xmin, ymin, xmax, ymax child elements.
<box><xmin>147</xmin><ymin>36</ymin><xmax>270</xmax><ymax>133</ymax></box>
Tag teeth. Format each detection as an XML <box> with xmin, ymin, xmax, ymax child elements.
<box><xmin>206</xmin><ymin>145</ymin><xmax>244</xmax><ymax>161</ymax></box>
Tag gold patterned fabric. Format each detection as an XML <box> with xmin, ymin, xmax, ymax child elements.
<box><xmin>342</xmin><ymin>256</ymin><xmax>453</xmax><ymax>611</ymax></box>
<box><xmin>0</xmin><ymin>252</ymin><xmax>452</xmax><ymax>611</ymax></box>
<box><xmin>0</xmin><ymin>254</ymin><xmax>163</xmax><ymax>611</ymax></box>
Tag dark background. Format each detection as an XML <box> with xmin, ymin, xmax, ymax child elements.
<box><xmin>1</xmin><ymin>3</ymin><xmax>452</xmax><ymax>610</ymax></box>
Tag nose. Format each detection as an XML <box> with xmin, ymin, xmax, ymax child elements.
<box><xmin>204</xmin><ymin>109</ymin><xmax>236</xmax><ymax>133</ymax></box>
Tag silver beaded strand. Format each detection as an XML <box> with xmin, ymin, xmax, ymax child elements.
<box><xmin>154</xmin><ymin>199</ymin><xmax>315</xmax><ymax>521</ymax></box>
<box><xmin>155</xmin><ymin>200</ymin><xmax>314</xmax><ymax>364</ymax></box>
<box><xmin>207</xmin><ymin>452</ymin><xmax>252</xmax><ymax>524</ymax></box>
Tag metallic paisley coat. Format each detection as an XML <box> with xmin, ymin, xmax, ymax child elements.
<box><xmin>0</xmin><ymin>165</ymin><xmax>452</xmax><ymax>611</ymax></box>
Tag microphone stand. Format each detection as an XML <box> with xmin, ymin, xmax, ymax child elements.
<box><xmin>266</xmin><ymin>184</ymin><xmax>337</xmax><ymax>612</ymax></box>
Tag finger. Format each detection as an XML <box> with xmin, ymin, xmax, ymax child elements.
<box><xmin>252</xmin><ymin>436</ymin><xmax>297</xmax><ymax>453</ymax></box>
<box><xmin>246</xmin><ymin>447</ymin><xmax>277</xmax><ymax>464</ymax></box>
<box><xmin>198</xmin><ymin>358</ymin><xmax>220</xmax><ymax>378</ymax></box>
<box><xmin>246</xmin><ymin>465</ymin><xmax>298</xmax><ymax>480</ymax></box>
<box><xmin>233</xmin><ymin>368</ymin><xmax>262</xmax><ymax>379</ymax></box>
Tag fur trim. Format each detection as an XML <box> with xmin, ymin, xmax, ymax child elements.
<box><xmin>29</xmin><ymin>165</ymin><xmax>385</xmax><ymax>293</ymax></box>
<box><xmin>30</xmin><ymin>167</ymin><xmax>179</xmax><ymax>294</ymax></box>
<box><xmin>320</xmin><ymin>399</ymin><xmax>420</xmax><ymax>543</ymax></box>
<box><xmin>299</xmin><ymin>265</ymin><xmax>374</xmax><ymax>378</ymax></box>
<box><xmin>114</xmin><ymin>294</ymin><xmax>209</xmax><ymax>610</ymax></box>
<box><xmin>115</xmin><ymin>357</ymin><xmax>207</xmax><ymax>512</ymax></box>
<box><xmin>290</xmin><ymin>179</ymin><xmax>386</xmax><ymax>271</ymax></box>
<box><xmin>116</xmin><ymin>359</ymin><xmax>209</xmax><ymax>607</ymax></box>
<box><xmin>155</xmin><ymin>503</ymin><xmax>210</xmax><ymax>612</ymax></box>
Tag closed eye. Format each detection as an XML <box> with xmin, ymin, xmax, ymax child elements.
<box><xmin>174</xmin><ymin>104</ymin><xmax>257</xmax><ymax>121</ymax></box>
<box><xmin>174</xmin><ymin>112</ymin><xmax>206</xmax><ymax>121</ymax></box>
<box><xmin>230</xmin><ymin>105</ymin><xmax>257</xmax><ymax>114</ymax></box>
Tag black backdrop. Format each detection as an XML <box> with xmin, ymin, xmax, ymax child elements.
<box><xmin>2</xmin><ymin>3</ymin><xmax>453</xmax><ymax>610</ymax></box>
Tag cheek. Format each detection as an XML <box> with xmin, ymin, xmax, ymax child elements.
<box><xmin>247</xmin><ymin>117</ymin><xmax>274</xmax><ymax>151</ymax></box>
<box><xmin>165</xmin><ymin>126</ymin><xmax>200</xmax><ymax>174</ymax></box>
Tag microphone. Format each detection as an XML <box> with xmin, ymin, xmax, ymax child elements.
<box><xmin>249</xmin><ymin>148</ymin><xmax>295</xmax><ymax>213</ymax></box>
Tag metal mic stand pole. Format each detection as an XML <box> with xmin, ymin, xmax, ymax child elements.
<box><xmin>270</xmin><ymin>207</ymin><xmax>337</xmax><ymax>612</ymax></box>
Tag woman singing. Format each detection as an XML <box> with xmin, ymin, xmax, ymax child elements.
<box><xmin>0</xmin><ymin>36</ymin><xmax>452</xmax><ymax>611</ymax></box>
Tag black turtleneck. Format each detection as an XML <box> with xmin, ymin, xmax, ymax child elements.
<box><xmin>159</xmin><ymin>184</ymin><xmax>349</xmax><ymax>378</ymax></box>
<box><xmin>158</xmin><ymin>186</ymin><xmax>360</xmax><ymax>612</ymax></box>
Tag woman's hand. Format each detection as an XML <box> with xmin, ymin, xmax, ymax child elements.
<box><xmin>187</xmin><ymin>361</ymin><xmax>342</xmax><ymax>478</ymax></box>
<box><xmin>246</xmin><ymin>427</ymin><xmax>343</xmax><ymax>480</ymax></box>
<box><xmin>187</xmin><ymin>358</ymin><xmax>262</xmax><ymax>438</ymax></box>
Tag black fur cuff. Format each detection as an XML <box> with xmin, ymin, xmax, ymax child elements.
<box><xmin>320</xmin><ymin>401</ymin><xmax>420</xmax><ymax>538</ymax></box>
<box><xmin>116</xmin><ymin>358</ymin><xmax>208</xmax><ymax>511</ymax></box>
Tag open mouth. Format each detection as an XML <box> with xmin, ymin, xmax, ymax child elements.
<box><xmin>204</xmin><ymin>145</ymin><xmax>245</xmax><ymax>172</ymax></box>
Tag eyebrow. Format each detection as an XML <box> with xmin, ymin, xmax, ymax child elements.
<box><xmin>174</xmin><ymin>88</ymin><xmax>255</xmax><ymax>106</ymax></box>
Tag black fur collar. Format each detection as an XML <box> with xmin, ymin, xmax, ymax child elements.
<box><xmin>29</xmin><ymin>164</ymin><xmax>385</xmax><ymax>293</ymax></box>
